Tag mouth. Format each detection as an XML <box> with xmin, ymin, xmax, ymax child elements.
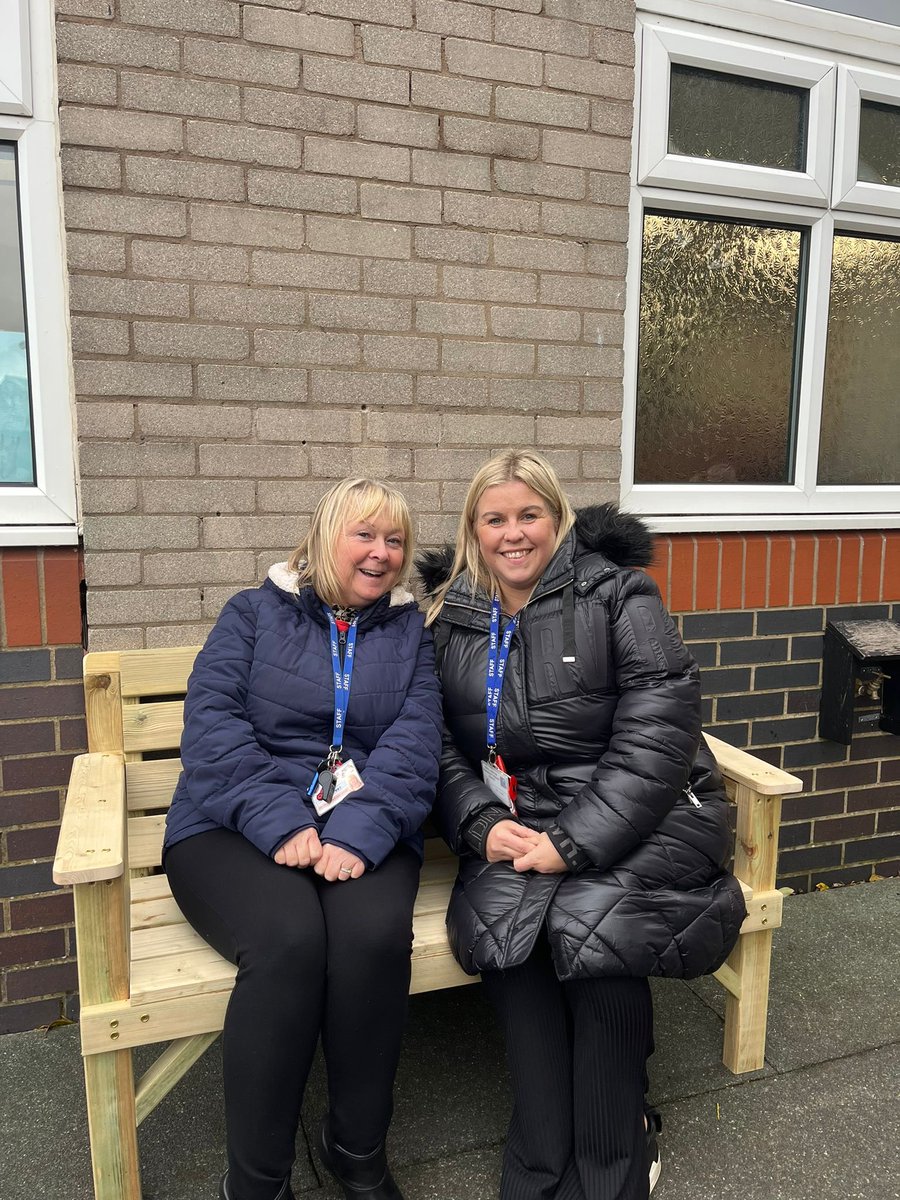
<box><xmin>358</xmin><ymin>568</ymin><xmax>386</xmax><ymax>579</ymax></box>
<box><xmin>499</xmin><ymin>549</ymin><xmax>532</xmax><ymax>562</ymax></box>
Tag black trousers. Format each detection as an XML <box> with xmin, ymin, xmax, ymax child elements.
<box><xmin>481</xmin><ymin>936</ymin><xmax>654</xmax><ymax>1200</ymax></box>
<box><xmin>164</xmin><ymin>829</ymin><xmax>420</xmax><ymax>1200</ymax></box>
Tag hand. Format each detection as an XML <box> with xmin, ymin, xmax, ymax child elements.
<box><xmin>485</xmin><ymin>819</ymin><xmax>541</xmax><ymax>863</ymax></box>
<box><xmin>274</xmin><ymin>827</ymin><xmax>322</xmax><ymax>869</ymax></box>
<box><xmin>513</xmin><ymin>832</ymin><xmax>567</xmax><ymax>875</ymax></box>
<box><xmin>315</xmin><ymin>842</ymin><xmax>366</xmax><ymax>882</ymax></box>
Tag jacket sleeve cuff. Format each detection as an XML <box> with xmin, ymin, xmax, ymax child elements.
<box><xmin>547</xmin><ymin>825</ymin><xmax>592</xmax><ymax>874</ymax></box>
<box><xmin>462</xmin><ymin>806</ymin><xmax>511</xmax><ymax>858</ymax></box>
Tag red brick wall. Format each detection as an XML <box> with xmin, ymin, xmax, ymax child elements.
<box><xmin>0</xmin><ymin>548</ymin><xmax>85</xmax><ymax>1034</ymax></box>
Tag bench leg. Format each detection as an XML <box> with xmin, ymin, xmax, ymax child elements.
<box><xmin>83</xmin><ymin>1048</ymin><xmax>142</xmax><ymax>1200</ymax></box>
<box><xmin>722</xmin><ymin>926</ymin><xmax>773</xmax><ymax>1073</ymax></box>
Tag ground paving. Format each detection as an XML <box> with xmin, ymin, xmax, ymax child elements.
<box><xmin>1</xmin><ymin>879</ymin><xmax>897</xmax><ymax>1200</ymax></box>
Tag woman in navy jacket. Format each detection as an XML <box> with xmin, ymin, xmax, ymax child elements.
<box><xmin>164</xmin><ymin>478</ymin><xmax>443</xmax><ymax>1200</ymax></box>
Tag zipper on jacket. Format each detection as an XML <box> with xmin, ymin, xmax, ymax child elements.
<box><xmin>337</xmin><ymin>624</ymin><xmax>347</xmax><ymax>667</ymax></box>
<box><xmin>684</xmin><ymin>784</ymin><xmax>702</xmax><ymax>807</ymax></box>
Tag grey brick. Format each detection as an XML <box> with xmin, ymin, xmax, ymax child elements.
<box><xmin>441</xmin><ymin>413</ymin><xmax>534</xmax><ymax>444</ymax></box>
<box><xmin>132</xmin><ymin>240</ymin><xmax>250</xmax><ymax>283</ymax></box>
<box><xmin>583</xmin><ymin>312</ymin><xmax>624</xmax><ymax>347</ymax></box>
<box><xmin>146</xmin><ymin>623</ymin><xmax>219</xmax><ymax>649</ymax></box>
<box><xmin>367</xmin><ymin>411</ymin><xmax>440</xmax><ymax>444</ymax></box>
<box><xmin>202</xmin><ymin>515</ymin><xmax>310</xmax><ymax>547</ymax></box>
<box><xmin>358</xmin><ymin>104</ymin><xmax>439</xmax><ymax>149</ymax></box>
<box><xmin>414</xmin><ymin>228</ymin><xmax>489</xmax><ymax>264</ymax></box>
<box><xmin>248</xmin><ymin>170</ymin><xmax>356</xmax><ymax>215</ymax></box>
<box><xmin>243</xmin><ymin>89</ymin><xmax>354</xmax><ymax>135</ymax></box>
<box><xmin>362</xmin><ymin>25</ymin><xmax>441</xmax><ymax>70</ymax></box>
<box><xmin>57</xmin><ymin>21</ymin><xmax>180</xmax><ymax>70</ymax></box>
<box><xmin>444</xmin><ymin>192</ymin><xmax>539</xmax><ymax>233</ymax></box>
<box><xmin>88</xmin><ymin>588</ymin><xmax>201</xmax><ymax>625</ymax></box>
<box><xmin>490</xmin><ymin>378</ymin><xmax>580</xmax><ymax>411</ymax></box>
<box><xmin>360</xmin><ymin>183</ymin><xmax>441</xmax><ymax>224</ymax></box>
<box><xmin>495</xmin><ymin>11</ymin><xmax>590</xmax><ymax>56</ymax></box>
<box><xmin>71</xmin><ymin>316</ymin><xmax>130</xmax><ymax>356</ymax></box>
<box><xmin>537</xmin><ymin>415</ymin><xmax>621</xmax><ymax>445</ymax></box>
<box><xmin>191</xmin><ymin>202</ymin><xmax>306</xmax><ymax>249</ymax></box>
<box><xmin>306</xmin><ymin>0</ymin><xmax>413</xmax><ymax>25</ymax></box>
<box><xmin>593</xmin><ymin>27</ymin><xmax>636</xmax><ymax>67</ymax></box>
<box><xmin>183</xmin><ymin>37</ymin><xmax>300</xmax><ymax>87</ymax></box>
<box><xmin>257</xmin><ymin>408</ymin><xmax>363</xmax><ymax>442</ymax></box>
<box><xmin>125</xmin><ymin>156</ymin><xmax>245</xmax><ymax>201</ymax></box>
<box><xmin>583</xmin><ymin>448</ymin><xmax>623</xmax><ymax>475</ymax></box>
<box><xmin>493</xmin><ymin>234</ymin><xmax>586</xmax><ymax>272</ymax></box>
<box><xmin>536</xmin><ymin>344</ymin><xmax>623</xmax><ymax>378</ymax></box>
<box><xmin>543</xmin><ymin>129</ymin><xmax>631</xmax><ymax>171</ymax></box>
<box><xmin>416</xmin><ymin>301</ymin><xmax>486</xmax><ymax>337</ymax></box>
<box><xmin>464</xmin><ymin>0</ymin><xmax>543</xmax><ymax>11</ymax></box>
<box><xmin>306</xmin><ymin>216</ymin><xmax>410</xmax><ymax>259</ymax></box>
<box><xmin>417</xmin><ymin>513</ymin><xmax>461</xmax><ymax>544</ymax></box>
<box><xmin>76</xmin><ymin>401</ymin><xmax>136</xmax><ymax>439</ymax></box>
<box><xmin>541</xmin><ymin>202</ymin><xmax>628</xmax><ymax>242</ymax></box>
<box><xmin>350</xmin><ymin>446</ymin><xmax>412</xmax><ymax>477</ymax></box>
<box><xmin>414</xmin><ymin>448</ymin><xmax>491</xmax><ymax>480</ymax></box>
<box><xmin>544</xmin><ymin>0</ymin><xmax>633</xmax><ymax>32</ymax></box>
<box><xmin>545</xmin><ymin>54</ymin><xmax>634</xmax><ymax>100</ymax></box>
<box><xmin>412</xmin><ymin>149</ymin><xmax>490</xmax><ymax>191</ymax></box>
<box><xmin>303</xmin><ymin>56</ymin><xmax>409</xmax><ymax>106</ymax></box>
<box><xmin>253</xmin><ymin>330</ymin><xmax>360</xmax><ymax>366</ymax></box>
<box><xmin>187</xmin><ymin>120</ymin><xmax>302</xmax><ymax>168</ymax></box>
<box><xmin>133</xmin><ymin>321</ymin><xmax>251</xmax><ymax>360</ymax></box>
<box><xmin>121</xmin><ymin>71</ymin><xmax>240</xmax><ymax>120</ymax></box>
<box><xmin>495</xmin><ymin>86</ymin><xmax>590</xmax><ymax>130</ymax></box>
<box><xmin>445</xmin><ymin>38</ymin><xmax>541</xmax><ymax>86</ymax></box>
<box><xmin>310</xmin><ymin>370</ymin><xmax>413</xmax><ymax>407</ymax></box>
<box><xmin>61</xmin><ymin>106</ymin><xmax>182</xmax><ymax>151</ymax></box>
<box><xmin>364</xmin><ymin>260</ymin><xmax>437</xmax><ymax>297</ymax></box>
<box><xmin>194</xmin><ymin>284</ymin><xmax>305</xmax><ymax>326</ymax></box>
<box><xmin>58</xmin><ymin>63</ymin><xmax>118</xmax><ymax>106</ymax></box>
<box><xmin>442</xmin><ymin>116</ymin><xmax>539</xmax><ymax>160</ymax></box>
<box><xmin>590</xmin><ymin>99</ymin><xmax>634</xmax><ymax>139</ymax></box>
<box><xmin>138</xmin><ymin>402</ymin><xmax>252</xmax><ymax>438</ymax></box>
<box><xmin>443</xmin><ymin>265</ymin><xmax>537</xmax><ymax>303</ymax></box>
<box><xmin>199</xmin><ymin>445</ymin><xmax>308</xmax><ymax>479</ymax></box>
<box><xmin>416</xmin><ymin>377</ymin><xmax>488</xmax><ymax>409</ymax></box>
<box><xmin>64</xmin><ymin>192</ymin><xmax>187</xmax><ymax>236</ymax></box>
<box><xmin>310</xmin><ymin>293</ymin><xmax>411</xmax><ymax>332</ymax></box>
<box><xmin>201</xmin><ymin>586</ymin><xmax>249</xmax><ymax>619</ymax></box>
<box><xmin>363</xmin><ymin>334</ymin><xmax>438</xmax><ymax>371</ymax></box>
<box><xmin>495</xmin><ymin>160</ymin><xmax>586</xmax><ymax>200</ymax></box>
<box><xmin>141</xmin><ymin>479</ymin><xmax>256</xmax><ymax>513</ymax></box>
<box><xmin>587</xmin><ymin>241</ymin><xmax>627</xmax><ymax>276</ymax></box>
<box><xmin>411</xmin><ymin>72</ymin><xmax>492</xmax><ymax>117</ymax></box>
<box><xmin>74</xmin><ymin>360</ymin><xmax>192</xmax><ymax>398</ymax></box>
<box><xmin>61</xmin><ymin>147</ymin><xmax>122</xmax><ymax>190</ymax></box>
<box><xmin>258</xmin><ymin>480</ymin><xmax>341</xmax><ymax>513</ymax></box>
<box><xmin>82</xmin><ymin>551</ymin><xmax>142</xmax><ymax>586</ymax></box>
<box><xmin>67</xmin><ymin>232</ymin><xmax>126</xmax><ymax>274</ymax></box>
<box><xmin>80</xmin><ymin>444</ymin><xmax>196</xmax><ymax>480</ymax></box>
<box><xmin>441</xmin><ymin>341</ymin><xmax>535</xmax><ymax>376</ymax></box>
<box><xmin>305</xmin><ymin>137</ymin><xmax>410</xmax><ymax>183</ymax></box>
<box><xmin>415</xmin><ymin>0</ymin><xmax>492</xmax><ymax>40</ymax></box>
<box><xmin>251</xmin><ymin>250</ymin><xmax>359</xmax><ymax>291</ymax></box>
<box><xmin>119</xmin><ymin>0</ymin><xmax>240</xmax><ymax>35</ymax></box>
<box><xmin>142</xmin><ymin>551</ymin><xmax>255</xmax><ymax>586</ymax></box>
<box><xmin>244</xmin><ymin>7</ymin><xmax>353</xmax><ymax>54</ymax></box>
<box><xmin>539</xmin><ymin>274</ymin><xmax>625</xmax><ymax>310</ymax></box>
<box><xmin>196</xmin><ymin>364</ymin><xmax>308</xmax><ymax>403</ymax></box>
<box><xmin>491</xmin><ymin>305</ymin><xmax>580</xmax><ymax>341</ymax></box>
<box><xmin>58</xmin><ymin>0</ymin><xmax>119</xmax><ymax>14</ymax></box>
<box><xmin>584</xmin><ymin>380</ymin><xmax>624</xmax><ymax>412</ymax></box>
<box><xmin>588</xmin><ymin>170</ymin><xmax>630</xmax><ymax>207</ymax></box>
<box><xmin>69</xmin><ymin>275</ymin><xmax>190</xmax><ymax>318</ymax></box>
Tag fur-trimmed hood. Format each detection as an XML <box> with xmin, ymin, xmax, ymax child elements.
<box><xmin>267</xmin><ymin>561</ymin><xmax>415</xmax><ymax>607</ymax></box>
<box><xmin>415</xmin><ymin>503</ymin><xmax>654</xmax><ymax>595</ymax></box>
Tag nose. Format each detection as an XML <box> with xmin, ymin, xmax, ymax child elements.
<box><xmin>502</xmin><ymin>524</ymin><xmax>526</xmax><ymax>543</ymax></box>
<box><xmin>368</xmin><ymin>538</ymin><xmax>389</xmax><ymax>560</ymax></box>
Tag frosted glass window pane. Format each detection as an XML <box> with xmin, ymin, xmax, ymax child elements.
<box><xmin>636</xmin><ymin>214</ymin><xmax>804</xmax><ymax>485</ymax></box>
<box><xmin>857</xmin><ymin>99</ymin><xmax>900</xmax><ymax>187</ymax></box>
<box><xmin>668</xmin><ymin>65</ymin><xmax>808</xmax><ymax>171</ymax></box>
<box><xmin>818</xmin><ymin>234</ymin><xmax>900</xmax><ymax>485</ymax></box>
<box><xmin>0</xmin><ymin>143</ymin><xmax>35</xmax><ymax>486</ymax></box>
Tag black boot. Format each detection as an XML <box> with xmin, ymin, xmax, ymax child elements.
<box><xmin>318</xmin><ymin>1118</ymin><xmax>404</xmax><ymax>1200</ymax></box>
<box><xmin>219</xmin><ymin>1170</ymin><xmax>295</xmax><ymax>1200</ymax></box>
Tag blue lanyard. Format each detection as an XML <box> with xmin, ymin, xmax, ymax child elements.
<box><xmin>326</xmin><ymin>608</ymin><xmax>358</xmax><ymax>756</ymax></box>
<box><xmin>486</xmin><ymin>596</ymin><xmax>517</xmax><ymax>758</ymax></box>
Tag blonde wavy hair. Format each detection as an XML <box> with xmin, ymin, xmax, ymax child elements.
<box><xmin>287</xmin><ymin>478</ymin><xmax>415</xmax><ymax>608</ymax></box>
<box><xmin>425</xmin><ymin>448</ymin><xmax>575</xmax><ymax>625</ymax></box>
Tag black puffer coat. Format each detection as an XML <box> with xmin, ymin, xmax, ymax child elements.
<box><xmin>418</xmin><ymin>504</ymin><xmax>746</xmax><ymax>982</ymax></box>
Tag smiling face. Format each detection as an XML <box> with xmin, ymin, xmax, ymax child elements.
<box><xmin>474</xmin><ymin>480</ymin><xmax>559</xmax><ymax>612</ymax></box>
<box><xmin>333</xmin><ymin>508</ymin><xmax>405</xmax><ymax>608</ymax></box>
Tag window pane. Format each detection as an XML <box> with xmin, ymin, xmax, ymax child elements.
<box><xmin>818</xmin><ymin>234</ymin><xmax>900</xmax><ymax>485</ymax></box>
<box><xmin>668</xmin><ymin>64</ymin><xmax>808</xmax><ymax>172</ymax></box>
<box><xmin>636</xmin><ymin>213</ymin><xmax>804</xmax><ymax>485</ymax></box>
<box><xmin>0</xmin><ymin>143</ymin><xmax>35</xmax><ymax>486</ymax></box>
<box><xmin>857</xmin><ymin>99</ymin><xmax>900</xmax><ymax>187</ymax></box>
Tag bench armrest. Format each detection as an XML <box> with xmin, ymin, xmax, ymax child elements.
<box><xmin>53</xmin><ymin>753</ymin><xmax>127</xmax><ymax>885</ymax></box>
<box><xmin>705</xmin><ymin>733</ymin><xmax>803</xmax><ymax>796</ymax></box>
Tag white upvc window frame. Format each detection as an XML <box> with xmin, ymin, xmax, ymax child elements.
<box><xmin>0</xmin><ymin>0</ymin><xmax>77</xmax><ymax>546</ymax></box>
<box><xmin>833</xmin><ymin>65</ymin><xmax>900</xmax><ymax>215</ymax></box>
<box><xmin>624</xmin><ymin>3</ymin><xmax>900</xmax><ymax>533</ymax></box>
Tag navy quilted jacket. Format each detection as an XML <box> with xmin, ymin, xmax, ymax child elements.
<box><xmin>163</xmin><ymin>565</ymin><xmax>443</xmax><ymax>868</ymax></box>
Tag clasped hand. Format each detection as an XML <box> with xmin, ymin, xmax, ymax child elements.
<box><xmin>485</xmin><ymin>819</ymin><xmax>567</xmax><ymax>874</ymax></box>
<box><xmin>274</xmin><ymin>828</ymin><xmax>365</xmax><ymax>881</ymax></box>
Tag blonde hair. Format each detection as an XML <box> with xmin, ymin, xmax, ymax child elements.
<box><xmin>425</xmin><ymin>448</ymin><xmax>575</xmax><ymax>625</ymax></box>
<box><xmin>288</xmin><ymin>478</ymin><xmax>415</xmax><ymax>608</ymax></box>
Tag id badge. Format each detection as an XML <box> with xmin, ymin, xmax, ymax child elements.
<box><xmin>313</xmin><ymin>758</ymin><xmax>364</xmax><ymax>816</ymax></box>
<box><xmin>481</xmin><ymin>757</ymin><xmax>517</xmax><ymax>814</ymax></box>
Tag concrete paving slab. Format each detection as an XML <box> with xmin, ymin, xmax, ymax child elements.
<box><xmin>686</xmin><ymin>879</ymin><xmax>900</xmax><ymax>1071</ymax></box>
<box><xmin>651</xmin><ymin>1043</ymin><xmax>900</xmax><ymax>1200</ymax></box>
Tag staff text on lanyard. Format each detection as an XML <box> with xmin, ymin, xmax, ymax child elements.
<box><xmin>486</xmin><ymin>596</ymin><xmax>517</xmax><ymax>763</ymax></box>
<box><xmin>307</xmin><ymin>608</ymin><xmax>358</xmax><ymax>804</ymax></box>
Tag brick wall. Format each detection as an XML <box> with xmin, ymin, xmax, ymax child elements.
<box><xmin>660</xmin><ymin>531</ymin><xmax>900</xmax><ymax>894</ymax></box>
<box><xmin>57</xmin><ymin>0</ymin><xmax>636</xmax><ymax>650</ymax></box>
<box><xmin>0</xmin><ymin>548</ymin><xmax>85</xmax><ymax>1034</ymax></box>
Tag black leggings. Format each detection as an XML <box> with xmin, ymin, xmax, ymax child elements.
<box><xmin>165</xmin><ymin>829</ymin><xmax>421</xmax><ymax>1200</ymax></box>
<box><xmin>481</xmin><ymin>935</ymin><xmax>654</xmax><ymax>1200</ymax></box>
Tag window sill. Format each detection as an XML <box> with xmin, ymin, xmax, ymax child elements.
<box><xmin>0</xmin><ymin>524</ymin><xmax>79</xmax><ymax>547</ymax></box>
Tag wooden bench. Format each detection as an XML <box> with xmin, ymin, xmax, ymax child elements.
<box><xmin>54</xmin><ymin>647</ymin><xmax>802</xmax><ymax>1200</ymax></box>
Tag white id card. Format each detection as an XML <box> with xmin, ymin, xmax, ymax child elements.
<box><xmin>312</xmin><ymin>758</ymin><xmax>364</xmax><ymax>817</ymax></box>
<box><xmin>481</xmin><ymin>759</ymin><xmax>516</xmax><ymax>812</ymax></box>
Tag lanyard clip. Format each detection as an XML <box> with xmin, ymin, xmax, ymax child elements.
<box><xmin>487</xmin><ymin>746</ymin><xmax>497</xmax><ymax>766</ymax></box>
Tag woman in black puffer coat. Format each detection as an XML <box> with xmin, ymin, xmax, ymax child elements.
<box><xmin>418</xmin><ymin>449</ymin><xmax>745</xmax><ymax>1200</ymax></box>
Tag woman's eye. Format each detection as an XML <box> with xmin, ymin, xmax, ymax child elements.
<box><xmin>387</xmin><ymin>538</ymin><xmax>403</xmax><ymax>549</ymax></box>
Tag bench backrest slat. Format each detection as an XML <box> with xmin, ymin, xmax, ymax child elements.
<box><xmin>122</xmin><ymin>700</ymin><xmax>186</xmax><ymax>755</ymax></box>
<box><xmin>125</xmin><ymin>760</ymin><xmax>183</xmax><ymax>812</ymax></box>
<box><xmin>118</xmin><ymin>647</ymin><xmax>202</xmax><ymax>699</ymax></box>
